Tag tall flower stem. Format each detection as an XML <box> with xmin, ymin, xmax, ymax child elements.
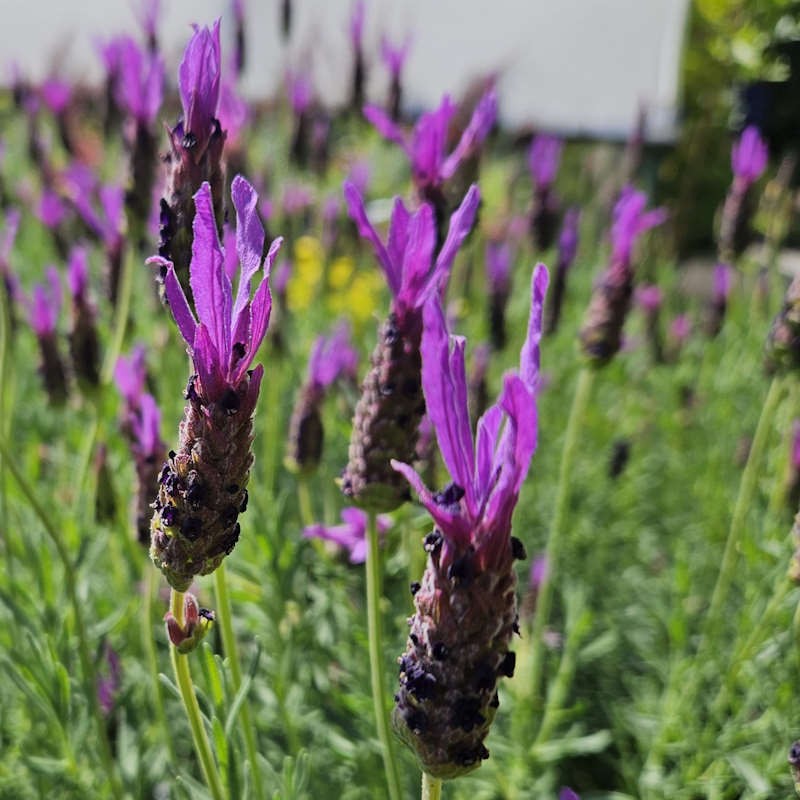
<box><xmin>528</xmin><ymin>367</ymin><xmax>596</xmax><ymax>708</ymax></box>
<box><xmin>297</xmin><ymin>477</ymin><xmax>315</xmax><ymax>527</ymax></box>
<box><xmin>0</xmin><ymin>437</ymin><xmax>124</xmax><ymax>800</ymax></box>
<box><xmin>706</xmin><ymin>375</ymin><xmax>784</xmax><ymax>627</ymax></box>
<box><xmin>169</xmin><ymin>588</ymin><xmax>226</xmax><ymax>800</ymax></box>
<box><xmin>422</xmin><ymin>773</ymin><xmax>443</xmax><ymax>800</ymax></box>
<box><xmin>213</xmin><ymin>565</ymin><xmax>265</xmax><ymax>800</ymax></box>
<box><xmin>366</xmin><ymin>510</ymin><xmax>403</xmax><ymax>800</ymax></box>
<box><xmin>142</xmin><ymin>568</ymin><xmax>176</xmax><ymax>762</ymax></box>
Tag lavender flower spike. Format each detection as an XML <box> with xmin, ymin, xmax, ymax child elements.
<box><xmin>390</xmin><ymin>264</ymin><xmax>549</xmax><ymax>778</ymax></box>
<box><xmin>148</xmin><ymin>176</ymin><xmax>283</xmax><ymax>590</ymax></box>
<box><xmin>545</xmin><ymin>206</ymin><xmax>580</xmax><ymax>335</ymax></box>
<box><xmin>579</xmin><ymin>187</ymin><xmax>665</xmax><ymax>365</ymax></box>
<box><xmin>381</xmin><ymin>33</ymin><xmax>411</xmax><ymax>120</ymax></box>
<box><xmin>719</xmin><ymin>125</ymin><xmax>768</xmax><ymax>261</ymax></box>
<box><xmin>528</xmin><ymin>134</ymin><xmax>562</xmax><ymax>192</ymax></box>
<box><xmin>26</xmin><ymin>266</ymin><xmax>69</xmax><ymax>405</ymax></box>
<box><xmin>159</xmin><ymin>20</ymin><xmax>226</xmax><ymax>307</ymax></box>
<box><xmin>340</xmin><ymin>182</ymin><xmax>479</xmax><ymax>511</ymax></box>
<box><xmin>286</xmin><ymin>321</ymin><xmax>359</xmax><ymax>474</ymax></box>
<box><xmin>67</xmin><ymin>246</ymin><xmax>101</xmax><ymax>388</ymax></box>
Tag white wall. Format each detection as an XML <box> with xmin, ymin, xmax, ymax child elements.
<box><xmin>0</xmin><ymin>0</ymin><xmax>689</xmax><ymax>141</ymax></box>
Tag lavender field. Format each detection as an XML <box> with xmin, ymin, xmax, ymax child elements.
<box><xmin>0</xmin><ymin>2</ymin><xmax>798</xmax><ymax>799</ymax></box>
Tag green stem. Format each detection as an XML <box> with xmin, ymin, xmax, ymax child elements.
<box><xmin>297</xmin><ymin>477</ymin><xmax>315</xmax><ymax>528</ymax></box>
<box><xmin>366</xmin><ymin>510</ymin><xmax>403</xmax><ymax>800</ymax></box>
<box><xmin>528</xmin><ymin>367</ymin><xmax>595</xmax><ymax>708</ymax></box>
<box><xmin>0</xmin><ymin>436</ymin><xmax>124</xmax><ymax>800</ymax></box>
<box><xmin>214</xmin><ymin>565</ymin><xmax>265</xmax><ymax>800</ymax></box>
<box><xmin>169</xmin><ymin>589</ymin><xmax>226</xmax><ymax>800</ymax></box>
<box><xmin>142</xmin><ymin>569</ymin><xmax>176</xmax><ymax>762</ymax></box>
<box><xmin>706</xmin><ymin>375</ymin><xmax>784</xmax><ymax>627</ymax></box>
<box><xmin>422</xmin><ymin>773</ymin><xmax>442</xmax><ymax>800</ymax></box>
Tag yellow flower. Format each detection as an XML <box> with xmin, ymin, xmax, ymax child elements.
<box><xmin>287</xmin><ymin>236</ymin><xmax>324</xmax><ymax>311</ymax></box>
<box><xmin>328</xmin><ymin>256</ymin><xmax>355</xmax><ymax>290</ymax></box>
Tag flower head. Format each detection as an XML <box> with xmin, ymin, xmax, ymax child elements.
<box><xmin>635</xmin><ymin>284</ymin><xmax>662</xmax><ymax>314</ymax></box>
<box><xmin>96</xmin><ymin>644</ymin><xmax>121</xmax><ymax>717</ymax></box>
<box><xmin>287</xmin><ymin>71</ymin><xmax>312</xmax><ymax>115</ymax></box>
<box><xmin>27</xmin><ymin>266</ymin><xmax>62</xmax><ymax>337</ymax></box>
<box><xmin>669</xmin><ymin>313</ymin><xmax>691</xmax><ymax>343</ymax></box>
<box><xmin>712</xmin><ymin>262</ymin><xmax>733</xmax><ymax>304</ymax></box>
<box><xmin>732</xmin><ymin>125</ymin><xmax>768</xmax><ymax>186</ymax></box>
<box><xmin>179</xmin><ymin>20</ymin><xmax>222</xmax><ymax>155</ymax></box>
<box><xmin>528</xmin><ymin>134</ymin><xmax>562</xmax><ymax>191</ymax></box>
<box><xmin>307</xmin><ymin>321</ymin><xmax>359</xmax><ymax>390</ymax></box>
<box><xmin>151</xmin><ymin>177</ymin><xmax>282</xmax><ymax>405</ymax></box>
<box><xmin>486</xmin><ymin>241</ymin><xmax>512</xmax><ymax>296</ymax></box>
<box><xmin>343</xmin><ymin>180</ymin><xmax>479</xmax><ymax>322</ymax></box>
<box><xmin>364</xmin><ymin>89</ymin><xmax>496</xmax><ymax>193</ymax></box>
<box><xmin>40</xmin><ymin>78</ymin><xmax>71</xmax><ymax>114</ymax></box>
<box><xmin>114</xmin><ymin>344</ymin><xmax>148</xmax><ymax>407</ymax></box>
<box><xmin>610</xmin><ymin>186</ymin><xmax>666</xmax><ymax>272</ymax></box>
<box><xmin>381</xmin><ymin>33</ymin><xmax>411</xmax><ymax>78</ymax></box>
<box><xmin>557</xmin><ymin>207</ymin><xmax>580</xmax><ymax>269</ymax></box>
<box><xmin>392</xmin><ymin>263</ymin><xmax>548</xmax><ymax>573</ymax></box>
<box><xmin>115</xmin><ymin>35</ymin><xmax>164</xmax><ymax>125</ymax></box>
<box><xmin>303</xmin><ymin>506</ymin><xmax>391</xmax><ymax>564</ymax></box>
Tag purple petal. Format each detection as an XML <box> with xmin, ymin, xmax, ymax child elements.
<box><xmin>67</xmin><ymin>247</ymin><xmax>89</xmax><ymax>299</ymax></box>
<box><xmin>519</xmin><ymin>264</ymin><xmax>549</xmax><ymax>392</ymax></box>
<box><xmin>193</xmin><ymin>323</ymin><xmax>223</xmax><ymax>400</ymax></box>
<box><xmin>528</xmin><ymin>134</ymin><xmax>563</xmax><ymax>189</ymax></box>
<box><xmin>421</xmin><ymin>297</ymin><xmax>475</xmax><ymax>503</ymax></box>
<box><xmin>231</xmin><ymin>175</ymin><xmax>265</xmax><ymax>321</ymax></box>
<box><xmin>178</xmin><ymin>20</ymin><xmax>221</xmax><ymax>149</ymax></box>
<box><xmin>410</xmin><ymin>98</ymin><xmax>454</xmax><ymax>186</ymax></box>
<box><xmin>190</xmin><ymin>183</ymin><xmax>231</xmax><ymax>368</ymax></box>
<box><xmin>441</xmin><ymin>87</ymin><xmax>497</xmax><ymax>181</ymax></box>
<box><xmin>397</xmin><ymin>203</ymin><xmax>436</xmax><ymax>310</ymax></box>
<box><xmin>114</xmin><ymin>344</ymin><xmax>147</xmax><ymax>405</ymax></box>
<box><xmin>160</xmin><ymin>261</ymin><xmax>197</xmax><ymax>347</ymax></box>
<box><xmin>429</xmin><ymin>184</ymin><xmax>480</xmax><ymax>297</ymax></box>
<box><xmin>343</xmin><ymin>181</ymin><xmax>398</xmax><ymax>294</ymax></box>
<box><xmin>363</xmin><ymin>104</ymin><xmax>408</xmax><ymax>150</ymax></box>
<box><xmin>391</xmin><ymin>459</ymin><xmax>469</xmax><ymax>546</ymax></box>
<box><xmin>732</xmin><ymin>125</ymin><xmax>768</xmax><ymax>184</ymax></box>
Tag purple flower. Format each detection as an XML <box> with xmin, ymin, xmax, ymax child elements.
<box><xmin>40</xmin><ymin>78</ymin><xmax>71</xmax><ymax>114</ymax></box>
<box><xmin>732</xmin><ymin>125</ymin><xmax>768</xmax><ymax>186</ymax></box>
<box><xmin>528</xmin><ymin>134</ymin><xmax>562</xmax><ymax>191</ymax></box>
<box><xmin>392</xmin><ymin>264</ymin><xmax>548</xmax><ymax>572</ymax></box>
<box><xmin>486</xmin><ymin>241</ymin><xmax>512</xmax><ymax>295</ymax></box>
<box><xmin>380</xmin><ymin>33</ymin><xmax>411</xmax><ymax>78</ymax></box>
<box><xmin>115</xmin><ymin>36</ymin><xmax>164</xmax><ymax>125</ymax></box>
<box><xmin>557</xmin><ymin>207</ymin><xmax>580</xmax><ymax>269</ymax></box>
<box><xmin>303</xmin><ymin>506</ymin><xmax>391</xmax><ymax>564</ymax></box>
<box><xmin>287</xmin><ymin>71</ymin><xmax>312</xmax><ymax>115</ymax></box>
<box><xmin>713</xmin><ymin>262</ymin><xmax>733</xmax><ymax>304</ymax></box>
<box><xmin>37</xmin><ymin>190</ymin><xmax>67</xmax><ymax>230</ymax></box>
<box><xmin>179</xmin><ymin>20</ymin><xmax>222</xmax><ymax>155</ymax></box>
<box><xmin>67</xmin><ymin>246</ymin><xmax>90</xmax><ymax>302</ymax></box>
<box><xmin>96</xmin><ymin>644</ymin><xmax>121</xmax><ymax>717</ymax></box>
<box><xmin>347</xmin><ymin>159</ymin><xmax>371</xmax><ymax>196</ymax></box>
<box><xmin>610</xmin><ymin>187</ymin><xmax>666</xmax><ymax>273</ymax></box>
<box><xmin>669</xmin><ymin>313</ymin><xmax>691</xmax><ymax>344</ymax></box>
<box><xmin>114</xmin><ymin>344</ymin><xmax>148</xmax><ymax>407</ymax></box>
<box><xmin>349</xmin><ymin>0</ymin><xmax>366</xmax><ymax>47</ymax></box>
<box><xmin>98</xmin><ymin>35</ymin><xmax>126</xmax><ymax>79</ymax></box>
<box><xmin>150</xmin><ymin>176</ymin><xmax>282</xmax><ymax>404</ymax></box>
<box><xmin>307</xmin><ymin>321</ymin><xmax>359</xmax><ymax>389</ymax></box>
<box><xmin>530</xmin><ymin>554</ymin><xmax>548</xmax><ymax>591</ymax></box>
<box><xmin>26</xmin><ymin>267</ymin><xmax>62</xmax><ymax>337</ymax></box>
<box><xmin>343</xmin><ymin>180</ymin><xmax>480</xmax><ymax>322</ymax></box>
<box><xmin>635</xmin><ymin>284</ymin><xmax>662</xmax><ymax>313</ymax></box>
<box><xmin>363</xmin><ymin>89</ymin><xmax>496</xmax><ymax>193</ymax></box>
<box><xmin>559</xmin><ymin>789</ymin><xmax>580</xmax><ymax>800</ymax></box>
